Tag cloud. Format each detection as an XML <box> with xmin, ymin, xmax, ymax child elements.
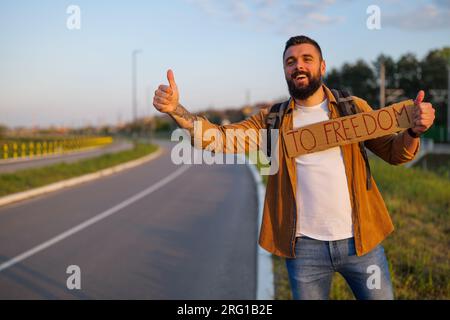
<box><xmin>433</xmin><ymin>0</ymin><xmax>450</xmax><ymax>9</ymax></box>
<box><xmin>383</xmin><ymin>2</ymin><xmax>450</xmax><ymax>31</ymax></box>
<box><xmin>187</xmin><ymin>0</ymin><xmax>450</xmax><ymax>33</ymax></box>
<box><xmin>230</xmin><ymin>1</ymin><xmax>252</xmax><ymax>22</ymax></box>
<box><xmin>185</xmin><ymin>0</ymin><xmax>221</xmax><ymax>16</ymax></box>
<box><xmin>186</xmin><ymin>0</ymin><xmax>345</xmax><ymax>33</ymax></box>
<box><xmin>307</xmin><ymin>12</ymin><xmax>343</xmax><ymax>24</ymax></box>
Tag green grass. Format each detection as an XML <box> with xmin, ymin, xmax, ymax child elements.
<box><xmin>0</xmin><ymin>143</ymin><xmax>158</xmax><ymax>197</ymax></box>
<box><xmin>264</xmin><ymin>156</ymin><xmax>450</xmax><ymax>300</ymax></box>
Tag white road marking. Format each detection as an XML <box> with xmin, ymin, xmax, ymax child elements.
<box><xmin>0</xmin><ymin>165</ymin><xmax>191</xmax><ymax>272</ymax></box>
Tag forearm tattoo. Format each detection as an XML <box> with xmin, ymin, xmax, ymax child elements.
<box><xmin>169</xmin><ymin>104</ymin><xmax>197</xmax><ymax>131</ymax></box>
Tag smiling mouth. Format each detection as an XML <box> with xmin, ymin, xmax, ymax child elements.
<box><xmin>294</xmin><ymin>75</ymin><xmax>308</xmax><ymax>83</ymax></box>
<box><xmin>294</xmin><ymin>74</ymin><xmax>308</xmax><ymax>81</ymax></box>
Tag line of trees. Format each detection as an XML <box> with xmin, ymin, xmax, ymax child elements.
<box><xmin>2</xmin><ymin>48</ymin><xmax>447</xmax><ymax>142</ymax></box>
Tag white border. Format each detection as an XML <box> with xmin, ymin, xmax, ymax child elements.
<box><xmin>243</xmin><ymin>155</ymin><xmax>274</xmax><ymax>300</ymax></box>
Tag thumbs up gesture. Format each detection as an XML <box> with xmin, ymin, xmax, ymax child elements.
<box><xmin>410</xmin><ymin>90</ymin><xmax>435</xmax><ymax>137</ymax></box>
<box><xmin>153</xmin><ymin>69</ymin><xmax>179</xmax><ymax>114</ymax></box>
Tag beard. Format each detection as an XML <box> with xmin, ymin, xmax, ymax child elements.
<box><xmin>286</xmin><ymin>68</ymin><xmax>323</xmax><ymax>100</ymax></box>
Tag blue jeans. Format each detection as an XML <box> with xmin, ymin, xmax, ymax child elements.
<box><xmin>285</xmin><ymin>236</ymin><xmax>394</xmax><ymax>300</ymax></box>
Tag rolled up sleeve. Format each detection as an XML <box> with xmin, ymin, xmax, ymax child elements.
<box><xmin>191</xmin><ymin>108</ymin><xmax>268</xmax><ymax>154</ymax></box>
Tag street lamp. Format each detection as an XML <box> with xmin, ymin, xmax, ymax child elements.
<box><xmin>132</xmin><ymin>49</ymin><xmax>142</xmax><ymax>122</ymax></box>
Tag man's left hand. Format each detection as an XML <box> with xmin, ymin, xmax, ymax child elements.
<box><xmin>411</xmin><ymin>90</ymin><xmax>436</xmax><ymax>136</ymax></box>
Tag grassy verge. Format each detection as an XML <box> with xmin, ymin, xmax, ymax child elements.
<box><xmin>256</xmin><ymin>155</ymin><xmax>450</xmax><ymax>300</ymax></box>
<box><xmin>0</xmin><ymin>142</ymin><xmax>158</xmax><ymax>197</ymax></box>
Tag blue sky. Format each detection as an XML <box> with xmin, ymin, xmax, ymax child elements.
<box><xmin>1</xmin><ymin>0</ymin><xmax>449</xmax><ymax>128</ymax></box>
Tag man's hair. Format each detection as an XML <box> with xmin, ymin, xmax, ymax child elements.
<box><xmin>283</xmin><ymin>35</ymin><xmax>323</xmax><ymax>61</ymax></box>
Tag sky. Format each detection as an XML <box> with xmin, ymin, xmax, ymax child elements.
<box><xmin>0</xmin><ymin>0</ymin><xmax>449</xmax><ymax>128</ymax></box>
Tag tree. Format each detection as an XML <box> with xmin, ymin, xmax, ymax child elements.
<box><xmin>420</xmin><ymin>47</ymin><xmax>449</xmax><ymax>137</ymax></box>
<box><xmin>373</xmin><ymin>54</ymin><xmax>397</xmax><ymax>89</ymax></box>
<box><xmin>421</xmin><ymin>47</ymin><xmax>449</xmax><ymax>91</ymax></box>
<box><xmin>340</xmin><ymin>60</ymin><xmax>377</xmax><ymax>106</ymax></box>
<box><xmin>324</xmin><ymin>68</ymin><xmax>342</xmax><ymax>90</ymax></box>
<box><xmin>0</xmin><ymin>124</ymin><xmax>8</xmax><ymax>140</ymax></box>
<box><xmin>396</xmin><ymin>53</ymin><xmax>421</xmax><ymax>99</ymax></box>
<box><xmin>325</xmin><ymin>61</ymin><xmax>377</xmax><ymax>106</ymax></box>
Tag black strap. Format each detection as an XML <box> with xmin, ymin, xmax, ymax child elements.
<box><xmin>331</xmin><ymin>89</ymin><xmax>372</xmax><ymax>190</ymax></box>
<box><xmin>331</xmin><ymin>89</ymin><xmax>357</xmax><ymax>115</ymax></box>
<box><xmin>266</xmin><ymin>101</ymin><xmax>287</xmax><ymax>160</ymax></box>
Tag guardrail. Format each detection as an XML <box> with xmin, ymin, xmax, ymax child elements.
<box><xmin>405</xmin><ymin>138</ymin><xmax>435</xmax><ymax>168</ymax></box>
<box><xmin>1</xmin><ymin>136</ymin><xmax>113</xmax><ymax>160</ymax></box>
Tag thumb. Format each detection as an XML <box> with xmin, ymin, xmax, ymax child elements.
<box><xmin>415</xmin><ymin>90</ymin><xmax>425</xmax><ymax>105</ymax></box>
<box><xmin>167</xmin><ymin>69</ymin><xmax>177</xmax><ymax>90</ymax></box>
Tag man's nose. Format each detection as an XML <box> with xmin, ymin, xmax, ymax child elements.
<box><xmin>295</xmin><ymin>61</ymin><xmax>307</xmax><ymax>71</ymax></box>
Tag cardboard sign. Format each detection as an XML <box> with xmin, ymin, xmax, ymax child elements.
<box><xmin>283</xmin><ymin>100</ymin><xmax>415</xmax><ymax>158</ymax></box>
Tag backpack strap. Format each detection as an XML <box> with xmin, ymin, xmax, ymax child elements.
<box><xmin>331</xmin><ymin>89</ymin><xmax>357</xmax><ymax>115</ymax></box>
<box><xmin>266</xmin><ymin>100</ymin><xmax>289</xmax><ymax>160</ymax></box>
<box><xmin>331</xmin><ymin>89</ymin><xmax>372</xmax><ymax>190</ymax></box>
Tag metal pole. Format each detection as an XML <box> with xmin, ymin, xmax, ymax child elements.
<box><xmin>132</xmin><ymin>49</ymin><xmax>142</xmax><ymax>122</ymax></box>
<box><xmin>447</xmin><ymin>64</ymin><xmax>450</xmax><ymax>142</ymax></box>
<box><xmin>379</xmin><ymin>60</ymin><xmax>385</xmax><ymax>108</ymax></box>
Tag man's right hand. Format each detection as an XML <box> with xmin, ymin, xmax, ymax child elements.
<box><xmin>152</xmin><ymin>70</ymin><xmax>197</xmax><ymax>131</ymax></box>
<box><xmin>153</xmin><ymin>69</ymin><xmax>179</xmax><ymax>114</ymax></box>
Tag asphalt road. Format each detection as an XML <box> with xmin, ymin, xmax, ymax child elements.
<box><xmin>0</xmin><ymin>140</ymin><xmax>258</xmax><ymax>299</ymax></box>
<box><xmin>0</xmin><ymin>140</ymin><xmax>133</xmax><ymax>173</ymax></box>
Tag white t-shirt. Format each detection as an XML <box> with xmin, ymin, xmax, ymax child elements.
<box><xmin>293</xmin><ymin>99</ymin><xmax>353</xmax><ymax>240</ymax></box>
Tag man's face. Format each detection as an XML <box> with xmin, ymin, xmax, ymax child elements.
<box><xmin>283</xmin><ymin>43</ymin><xmax>326</xmax><ymax>100</ymax></box>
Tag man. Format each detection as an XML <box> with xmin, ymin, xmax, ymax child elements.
<box><xmin>152</xmin><ymin>35</ymin><xmax>435</xmax><ymax>300</ymax></box>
